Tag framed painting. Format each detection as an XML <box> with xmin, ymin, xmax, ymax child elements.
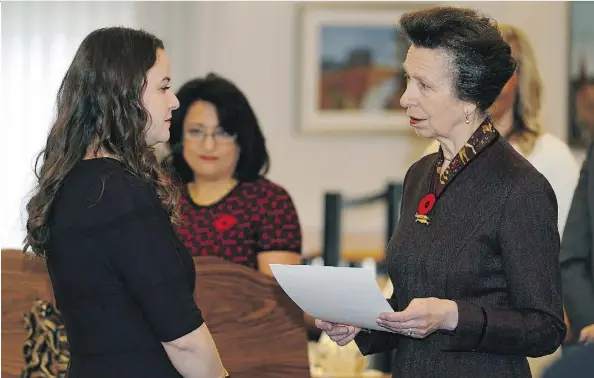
<box><xmin>296</xmin><ymin>2</ymin><xmax>428</xmax><ymax>136</ymax></box>
<box><xmin>568</xmin><ymin>1</ymin><xmax>594</xmax><ymax>148</ymax></box>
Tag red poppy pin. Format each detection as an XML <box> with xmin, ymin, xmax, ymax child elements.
<box><xmin>415</xmin><ymin>193</ymin><xmax>436</xmax><ymax>225</ymax></box>
<box><xmin>213</xmin><ymin>214</ymin><xmax>237</xmax><ymax>232</ymax></box>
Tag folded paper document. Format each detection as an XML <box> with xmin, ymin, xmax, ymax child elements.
<box><xmin>270</xmin><ymin>264</ymin><xmax>395</xmax><ymax>333</ymax></box>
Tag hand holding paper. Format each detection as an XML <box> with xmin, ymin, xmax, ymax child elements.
<box><xmin>315</xmin><ymin>319</ymin><xmax>361</xmax><ymax>346</ymax></box>
<box><xmin>376</xmin><ymin>297</ymin><xmax>459</xmax><ymax>339</ymax></box>
<box><xmin>269</xmin><ymin>264</ymin><xmax>396</xmax><ymax>333</ymax></box>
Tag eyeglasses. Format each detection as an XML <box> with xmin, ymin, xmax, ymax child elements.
<box><xmin>184</xmin><ymin>128</ymin><xmax>237</xmax><ymax>145</ymax></box>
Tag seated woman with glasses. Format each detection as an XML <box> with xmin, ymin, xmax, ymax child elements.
<box><xmin>166</xmin><ymin>73</ymin><xmax>302</xmax><ymax>276</ymax></box>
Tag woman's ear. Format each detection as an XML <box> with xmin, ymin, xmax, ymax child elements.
<box><xmin>463</xmin><ymin>103</ymin><xmax>478</xmax><ymax>122</ymax></box>
<box><xmin>463</xmin><ymin>103</ymin><xmax>477</xmax><ymax>117</ymax></box>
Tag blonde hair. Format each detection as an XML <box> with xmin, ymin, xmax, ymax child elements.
<box><xmin>497</xmin><ymin>24</ymin><xmax>543</xmax><ymax>155</ymax></box>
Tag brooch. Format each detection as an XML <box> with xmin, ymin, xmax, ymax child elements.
<box><xmin>415</xmin><ymin>193</ymin><xmax>436</xmax><ymax>225</ymax></box>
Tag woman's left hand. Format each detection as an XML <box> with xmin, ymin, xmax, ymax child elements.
<box><xmin>376</xmin><ymin>298</ymin><xmax>459</xmax><ymax>339</ymax></box>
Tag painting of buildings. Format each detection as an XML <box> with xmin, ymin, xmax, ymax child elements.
<box><xmin>318</xmin><ymin>26</ymin><xmax>408</xmax><ymax>113</ymax></box>
<box><xmin>297</xmin><ymin>3</ymin><xmax>424</xmax><ymax>134</ymax></box>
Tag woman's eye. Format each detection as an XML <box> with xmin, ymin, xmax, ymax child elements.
<box><xmin>419</xmin><ymin>81</ymin><xmax>429</xmax><ymax>90</ymax></box>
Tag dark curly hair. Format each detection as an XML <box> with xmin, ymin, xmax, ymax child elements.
<box><xmin>24</xmin><ymin>27</ymin><xmax>180</xmax><ymax>257</ymax></box>
<box><xmin>167</xmin><ymin>73</ymin><xmax>270</xmax><ymax>184</ymax></box>
<box><xmin>399</xmin><ymin>6</ymin><xmax>517</xmax><ymax>113</ymax></box>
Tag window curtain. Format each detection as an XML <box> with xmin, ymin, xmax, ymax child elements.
<box><xmin>1</xmin><ymin>1</ymin><xmax>203</xmax><ymax>249</ymax></box>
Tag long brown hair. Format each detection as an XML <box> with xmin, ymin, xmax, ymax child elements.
<box><xmin>24</xmin><ymin>27</ymin><xmax>180</xmax><ymax>258</ymax></box>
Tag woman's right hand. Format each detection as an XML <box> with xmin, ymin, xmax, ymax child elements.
<box><xmin>315</xmin><ymin>319</ymin><xmax>361</xmax><ymax>346</ymax></box>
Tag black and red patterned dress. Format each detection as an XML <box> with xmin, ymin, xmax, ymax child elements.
<box><xmin>176</xmin><ymin>177</ymin><xmax>302</xmax><ymax>270</ymax></box>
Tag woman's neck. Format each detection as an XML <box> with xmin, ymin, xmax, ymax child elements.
<box><xmin>84</xmin><ymin>147</ymin><xmax>114</xmax><ymax>160</ymax></box>
<box><xmin>437</xmin><ymin>118</ymin><xmax>484</xmax><ymax>161</ymax></box>
<box><xmin>188</xmin><ymin>177</ymin><xmax>238</xmax><ymax>206</ymax></box>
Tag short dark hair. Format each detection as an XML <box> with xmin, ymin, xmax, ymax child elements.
<box><xmin>399</xmin><ymin>6</ymin><xmax>517</xmax><ymax>113</ymax></box>
<box><xmin>168</xmin><ymin>73</ymin><xmax>270</xmax><ymax>183</ymax></box>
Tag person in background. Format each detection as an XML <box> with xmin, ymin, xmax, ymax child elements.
<box><xmin>166</xmin><ymin>73</ymin><xmax>319</xmax><ymax>338</ymax></box>
<box><xmin>166</xmin><ymin>73</ymin><xmax>302</xmax><ymax>276</ymax></box>
<box><xmin>543</xmin><ymin>344</ymin><xmax>594</xmax><ymax>378</ymax></box>
<box><xmin>24</xmin><ymin>27</ymin><xmax>227</xmax><ymax>377</ymax></box>
<box><xmin>560</xmin><ymin>143</ymin><xmax>594</xmax><ymax>348</ymax></box>
<box><xmin>422</xmin><ymin>24</ymin><xmax>579</xmax><ymax>236</ymax></box>
<box><xmin>316</xmin><ymin>7</ymin><xmax>565</xmax><ymax>378</ymax></box>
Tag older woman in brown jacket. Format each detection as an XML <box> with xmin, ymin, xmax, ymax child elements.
<box><xmin>316</xmin><ymin>6</ymin><xmax>565</xmax><ymax>378</ymax></box>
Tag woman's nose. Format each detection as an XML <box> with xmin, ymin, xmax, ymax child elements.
<box><xmin>400</xmin><ymin>85</ymin><xmax>415</xmax><ymax>109</ymax></box>
<box><xmin>202</xmin><ymin>134</ymin><xmax>216</xmax><ymax>151</ymax></box>
<box><xmin>170</xmin><ymin>93</ymin><xmax>180</xmax><ymax>110</ymax></box>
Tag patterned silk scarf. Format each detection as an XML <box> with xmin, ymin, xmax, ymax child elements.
<box><xmin>415</xmin><ymin>119</ymin><xmax>499</xmax><ymax>225</ymax></box>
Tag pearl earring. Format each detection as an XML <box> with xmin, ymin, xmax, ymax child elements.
<box><xmin>465</xmin><ymin>113</ymin><xmax>470</xmax><ymax>124</ymax></box>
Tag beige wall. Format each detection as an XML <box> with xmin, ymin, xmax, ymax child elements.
<box><xmin>192</xmin><ymin>1</ymin><xmax>572</xmax><ymax>233</ymax></box>
<box><xmin>0</xmin><ymin>1</ymin><xmax>577</xmax><ymax>248</ymax></box>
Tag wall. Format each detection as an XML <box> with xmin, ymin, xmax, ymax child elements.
<box><xmin>0</xmin><ymin>1</ymin><xmax>576</xmax><ymax>248</ymax></box>
<box><xmin>0</xmin><ymin>1</ymin><xmax>202</xmax><ymax>249</ymax></box>
<box><xmin>191</xmin><ymin>1</ymin><xmax>572</xmax><ymax>235</ymax></box>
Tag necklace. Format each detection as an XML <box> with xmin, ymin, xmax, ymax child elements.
<box><xmin>188</xmin><ymin>179</ymin><xmax>237</xmax><ymax>206</ymax></box>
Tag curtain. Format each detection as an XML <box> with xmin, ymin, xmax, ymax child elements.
<box><xmin>1</xmin><ymin>1</ymin><xmax>202</xmax><ymax>249</ymax></box>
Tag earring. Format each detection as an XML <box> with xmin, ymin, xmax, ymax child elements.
<box><xmin>465</xmin><ymin>113</ymin><xmax>470</xmax><ymax>124</ymax></box>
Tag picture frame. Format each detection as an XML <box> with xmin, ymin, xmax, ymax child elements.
<box><xmin>295</xmin><ymin>2</ymin><xmax>430</xmax><ymax>136</ymax></box>
<box><xmin>567</xmin><ymin>1</ymin><xmax>594</xmax><ymax>148</ymax></box>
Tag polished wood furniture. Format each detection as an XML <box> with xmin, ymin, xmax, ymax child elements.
<box><xmin>1</xmin><ymin>250</ymin><xmax>310</xmax><ymax>378</ymax></box>
<box><xmin>1</xmin><ymin>249</ymin><xmax>54</xmax><ymax>377</ymax></box>
<box><xmin>194</xmin><ymin>256</ymin><xmax>310</xmax><ymax>378</ymax></box>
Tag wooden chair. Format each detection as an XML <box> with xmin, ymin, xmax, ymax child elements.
<box><xmin>1</xmin><ymin>249</ymin><xmax>63</xmax><ymax>378</ymax></box>
<box><xmin>1</xmin><ymin>250</ymin><xmax>310</xmax><ymax>378</ymax></box>
<box><xmin>317</xmin><ymin>182</ymin><xmax>403</xmax><ymax>373</ymax></box>
<box><xmin>194</xmin><ymin>256</ymin><xmax>310</xmax><ymax>378</ymax></box>
<box><xmin>320</xmin><ymin>181</ymin><xmax>403</xmax><ymax>269</ymax></box>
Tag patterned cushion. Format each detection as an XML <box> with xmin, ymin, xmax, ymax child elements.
<box><xmin>22</xmin><ymin>300</ymin><xmax>70</xmax><ymax>378</ymax></box>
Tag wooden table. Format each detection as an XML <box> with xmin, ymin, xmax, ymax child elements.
<box><xmin>302</xmin><ymin>229</ymin><xmax>386</xmax><ymax>263</ymax></box>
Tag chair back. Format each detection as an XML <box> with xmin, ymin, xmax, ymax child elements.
<box><xmin>319</xmin><ymin>182</ymin><xmax>403</xmax><ymax>373</ymax></box>
<box><xmin>194</xmin><ymin>256</ymin><xmax>310</xmax><ymax>378</ymax></box>
<box><xmin>1</xmin><ymin>249</ymin><xmax>60</xmax><ymax>378</ymax></box>
<box><xmin>322</xmin><ymin>181</ymin><xmax>403</xmax><ymax>267</ymax></box>
<box><xmin>0</xmin><ymin>250</ymin><xmax>310</xmax><ymax>378</ymax></box>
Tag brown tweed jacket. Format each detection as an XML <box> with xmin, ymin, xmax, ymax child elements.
<box><xmin>356</xmin><ymin>136</ymin><xmax>566</xmax><ymax>378</ymax></box>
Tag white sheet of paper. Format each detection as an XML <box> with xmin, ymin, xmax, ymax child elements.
<box><xmin>270</xmin><ymin>264</ymin><xmax>395</xmax><ymax>333</ymax></box>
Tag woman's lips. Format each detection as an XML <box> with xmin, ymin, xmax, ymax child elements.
<box><xmin>409</xmin><ymin>116</ymin><xmax>425</xmax><ymax>126</ymax></box>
